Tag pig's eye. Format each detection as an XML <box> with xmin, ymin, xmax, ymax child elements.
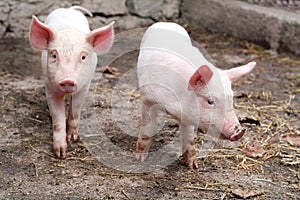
<box><xmin>207</xmin><ymin>99</ymin><xmax>215</xmax><ymax>105</ymax></box>
<box><xmin>49</xmin><ymin>50</ymin><xmax>58</xmax><ymax>62</ymax></box>
<box><xmin>80</xmin><ymin>52</ymin><xmax>88</xmax><ymax>62</ymax></box>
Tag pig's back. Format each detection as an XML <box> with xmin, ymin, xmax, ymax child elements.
<box><xmin>45</xmin><ymin>8</ymin><xmax>90</xmax><ymax>33</ymax></box>
<box><xmin>140</xmin><ymin>22</ymin><xmax>191</xmax><ymax>50</ymax></box>
<box><xmin>138</xmin><ymin>22</ymin><xmax>211</xmax><ymax>77</ymax></box>
<box><xmin>148</xmin><ymin>22</ymin><xmax>190</xmax><ymax>38</ymax></box>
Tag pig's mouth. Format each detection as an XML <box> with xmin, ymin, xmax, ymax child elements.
<box><xmin>200</xmin><ymin>124</ymin><xmax>246</xmax><ymax>141</ymax></box>
<box><xmin>228</xmin><ymin>125</ymin><xmax>246</xmax><ymax>141</ymax></box>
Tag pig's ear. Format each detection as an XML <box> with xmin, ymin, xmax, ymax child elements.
<box><xmin>188</xmin><ymin>65</ymin><xmax>213</xmax><ymax>90</ymax></box>
<box><xmin>86</xmin><ymin>22</ymin><xmax>114</xmax><ymax>54</ymax></box>
<box><xmin>226</xmin><ymin>62</ymin><xmax>256</xmax><ymax>81</ymax></box>
<box><xmin>29</xmin><ymin>16</ymin><xmax>56</xmax><ymax>50</ymax></box>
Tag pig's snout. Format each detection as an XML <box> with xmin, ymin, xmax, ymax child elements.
<box><xmin>221</xmin><ymin>111</ymin><xmax>246</xmax><ymax>141</ymax></box>
<box><xmin>229</xmin><ymin>125</ymin><xmax>246</xmax><ymax>141</ymax></box>
<box><xmin>58</xmin><ymin>79</ymin><xmax>77</xmax><ymax>93</ymax></box>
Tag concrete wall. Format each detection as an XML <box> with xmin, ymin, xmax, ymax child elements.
<box><xmin>239</xmin><ymin>0</ymin><xmax>300</xmax><ymax>9</ymax></box>
<box><xmin>182</xmin><ymin>0</ymin><xmax>300</xmax><ymax>55</ymax></box>
<box><xmin>1</xmin><ymin>0</ymin><xmax>299</xmax><ymax>55</ymax></box>
<box><xmin>0</xmin><ymin>0</ymin><xmax>181</xmax><ymax>38</ymax></box>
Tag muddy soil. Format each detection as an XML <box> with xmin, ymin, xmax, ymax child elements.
<box><xmin>0</xmin><ymin>27</ymin><xmax>299</xmax><ymax>199</ymax></box>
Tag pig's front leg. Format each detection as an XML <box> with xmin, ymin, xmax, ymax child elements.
<box><xmin>136</xmin><ymin>102</ymin><xmax>159</xmax><ymax>162</ymax></box>
<box><xmin>46</xmin><ymin>90</ymin><xmax>67</xmax><ymax>158</ymax></box>
<box><xmin>66</xmin><ymin>87</ymin><xmax>88</xmax><ymax>142</ymax></box>
<box><xmin>180</xmin><ymin>124</ymin><xmax>198</xmax><ymax>169</ymax></box>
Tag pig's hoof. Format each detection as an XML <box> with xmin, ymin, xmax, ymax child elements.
<box><xmin>135</xmin><ymin>152</ymin><xmax>149</xmax><ymax>162</ymax></box>
<box><xmin>136</xmin><ymin>138</ymin><xmax>151</xmax><ymax>162</ymax></box>
<box><xmin>67</xmin><ymin>126</ymin><xmax>79</xmax><ymax>142</ymax></box>
<box><xmin>53</xmin><ymin>142</ymin><xmax>67</xmax><ymax>158</ymax></box>
<box><xmin>67</xmin><ymin>133</ymin><xmax>79</xmax><ymax>143</ymax></box>
<box><xmin>182</xmin><ymin>147</ymin><xmax>198</xmax><ymax>169</ymax></box>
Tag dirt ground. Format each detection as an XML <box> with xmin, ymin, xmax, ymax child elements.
<box><xmin>0</xmin><ymin>26</ymin><xmax>299</xmax><ymax>199</ymax></box>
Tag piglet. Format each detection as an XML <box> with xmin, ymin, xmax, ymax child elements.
<box><xmin>29</xmin><ymin>6</ymin><xmax>114</xmax><ymax>158</ymax></box>
<box><xmin>136</xmin><ymin>22</ymin><xmax>256</xmax><ymax>169</ymax></box>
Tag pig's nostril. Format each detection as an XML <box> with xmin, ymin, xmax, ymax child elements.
<box><xmin>234</xmin><ymin>125</ymin><xmax>240</xmax><ymax>131</ymax></box>
<box><xmin>231</xmin><ymin>135</ymin><xmax>239</xmax><ymax>141</ymax></box>
<box><xmin>58</xmin><ymin>80</ymin><xmax>77</xmax><ymax>93</ymax></box>
<box><xmin>230</xmin><ymin>134</ymin><xmax>241</xmax><ymax>141</ymax></box>
<box><xmin>230</xmin><ymin>128</ymin><xmax>246</xmax><ymax>141</ymax></box>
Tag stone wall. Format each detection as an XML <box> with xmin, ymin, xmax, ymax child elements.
<box><xmin>0</xmin><ymin>0</ymin><xmax>182</xmax><ymax>38</ymax></box>
<box><xmin>239</xmin><ymin>0</ymin><xmax>300</xmax><ymax>9</ymax></box>
<box><xmin>1</xmin><ymin>0</ymin><xmax>299</xmax><ymax>55</ymax></box>
<box><xmin>182</xmin><ymin>0</ymin><xmax>300</xmax><ymax>55</ymax></box>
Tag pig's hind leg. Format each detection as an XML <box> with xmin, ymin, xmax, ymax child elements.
<box><xmin>136</xmin><ymin>101</ymin><xmax>160</xmax><ymax>162</ymax></box>
<box><xmin>180</xmin><ymin>124</ymin><xmax>198</xmax><ymax>169</ymax></box>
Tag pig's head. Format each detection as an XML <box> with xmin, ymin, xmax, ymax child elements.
<box><xmin>188</xmin><ymin>62</ymin><xmax>256</xmax><ymax>141</ymax></box>
<box><xmin>29</xmin><ymin>16</ymin><xmax>114</xmax><ymax>94</ymax></box>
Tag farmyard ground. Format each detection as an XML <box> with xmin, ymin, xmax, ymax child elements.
<box><xmin>1</xmin><ymin>27</ymin><xmax>299</xmax><ymax>199</ymax></box>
